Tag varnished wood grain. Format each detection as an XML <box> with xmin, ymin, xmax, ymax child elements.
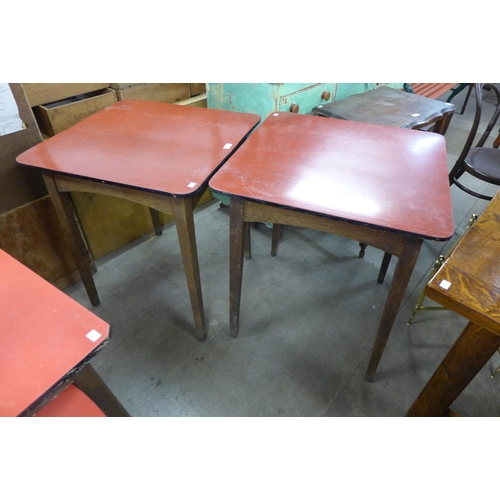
<box><xmin>407</xmin><ymin>190</ymin><xmax>500</xmax><ymax>416</ymax></box>
<box><xmin>406</xmin><ymin>322</ymin><xmax>500</xmax><ymax>416</ymax></box>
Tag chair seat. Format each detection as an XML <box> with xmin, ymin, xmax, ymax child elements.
<box><xmin>34</xmin><ymin>384</ymin><xmax>106</xmax><ymax>417</ymax></box>
<box><xmin>464</xmin><ymin>147</ymin><xmax>500</xmax><ymax>184</ymax></box>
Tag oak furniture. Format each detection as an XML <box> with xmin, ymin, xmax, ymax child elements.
<box><xmin>0</xmin><ymin>249</ymin><xmax>127</xmax><ymax>417</ymax></box>
<box><xmin>16</xmin><ymin>100</ymin><xmax>260</xmax><ymax>341</ymax></box>
<box><xmin>406</xmin><ymin>192</ymin><xmax>500</xmax><ymax>416</ymax></box>
<box><xmin>209</xmin><ymin>112</ymin><xmax>454</xmax><ymax>381</ymax></box>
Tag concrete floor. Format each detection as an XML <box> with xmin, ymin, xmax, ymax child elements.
<box><xmin>65</xmin><ymin>87</ymin><xmax>500</xmax><ymax>417</ymax></box>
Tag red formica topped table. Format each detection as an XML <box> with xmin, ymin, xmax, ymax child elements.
<box><xmin>210</xmin><ymin>111</ymin><xmax>455</xmax><ymax>380</ymax></box>
<box><xmin>17</xmin><ymin>100</ymin><xmax>260</xmax><ymax>341</ymax></box>
<box><xmin>0</xmin><ymin>249</ymin><xmax>112</xmax><ymax>416</ymax></box>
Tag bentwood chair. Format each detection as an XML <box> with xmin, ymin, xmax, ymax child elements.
<box><xmin>448</xmin><ymin>83</ymin><xmax>500</xmax><ymax>200</ymax></box>
<box><xmin>409</xmin><ymin>83</ymin><xmax>500</xmax><ymax>326</ymax></box>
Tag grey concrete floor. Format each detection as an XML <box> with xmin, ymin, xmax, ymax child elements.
<box><xmin>65</xmin><ymin>87</ymin><xmax>500</xmax><ymax>417</ymax></box>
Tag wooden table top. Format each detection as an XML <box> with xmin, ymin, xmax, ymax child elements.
<box><xmin>16</xmin><ymin>100</ymin><xmax>260</xmax><ymax>197</ymax></box>
<box><xmin>0</xmin><ymin>250</ymin><xmax>110</xmax><ymax>416</ymax></box>
<box><xmin>312</xmin><ymin>86</ymin><xmax>455</xmax><ymax>129</ymax></box>
<box><xmin>209</xmin><ymin>112</ymin><xmax>454</xmax><ymax>240</ymax></box>
<box><xmin>426</xmin><ymin>193</ymin><xmax>500</xmax><ymax>335</ymax></box>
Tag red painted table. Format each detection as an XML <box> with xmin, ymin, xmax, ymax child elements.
<box><xmin>17</xmin><ymin>100</ymin><xmax>260</xmax><ymax>341</ymax></box>
<box><xmin>0</xmin><ymin>249</ymin><xmax>125</xmax><ymax>416</ymax></box>
<box><xmin>209</xmin><ymin>112</ymin><xmax>454</xmax><ymax>381</ymax></box>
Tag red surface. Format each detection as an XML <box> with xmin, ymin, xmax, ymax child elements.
<box><xmin>16</xmin><ymin>100</ymin><xmax>260</xmax><ymax>196</ymax></box>
<box><xmin>0</xmin><ymin>250</ymin><xmax>110</xmax><ymax>416</ymax></box>
<box><xmin>210</xmin><ymin>112</ymin><xmax>454</xmax><ymax>240</ymax></box>
<box><xmin>34</xmin><ymin>383</ymin><xmax>106</xmax><ymax>417</ymax></box>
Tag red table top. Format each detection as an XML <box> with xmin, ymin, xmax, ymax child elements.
<box><xmin>210</xmin><ymin>112</ymin><xmax>454</xmax><ymax>240</ymax></box>
<box><xmin>16</xmin><ymin>100</ymin><xmax>260</xmax><ymax>197</ymax></box>
<box><xmin>0</xmin><ymin>250</ymin><xmax>110</xmax><ymax>416</ymax></box>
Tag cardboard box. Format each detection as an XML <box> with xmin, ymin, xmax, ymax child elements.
<box><xmin>33</xmin><ymin>88</ymin><xmax>117</xmax><ymax>136</ymax></box>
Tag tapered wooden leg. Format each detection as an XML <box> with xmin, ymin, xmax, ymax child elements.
<box><xmin>43</xmin><ymin>173</ymin><xmax>100</xmax><ymax>306</ymax></box>
<box><xmin>365</xmin><ymin>237</ymin><xmax>422</xmax><ymax>381</ymax></box>
<box><xmin>271</xmin><ymin>223</ymin><xmax>281</xmax><ymax>256</ymax></box>
<box><xmin>229</xmin><ymin>198</ymin><xmax>246</xmax><ymax>338</ymax></box>
<box><xmin>172</xmin><ymin>197</ymin><xmax>206</xmax><ymax>341</ymax></box>
<box><xmin>149</xmin><ymin>207</ymin><xmax>163</xmax><ymax>236</ymax></box>
<box><xmin>377</xmin><ymin>252</ymin><xmax>393</xmax><ymax>284</ymax></box>
<box><xmin>72</xmin><ymin>363</ymin><xmax>130</xmax><ymax>417</ymax></box>
<box><xmin>244</xmin><ymin>222</ymin><xmax>251</xmax><ymax>259</ymax></box>
<box><xmin>406</xmin><ymin>322</ymin><xmax>500</xmax><ymax>416</ymax></box>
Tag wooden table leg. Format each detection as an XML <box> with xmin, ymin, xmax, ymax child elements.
<box><xmin>72</xmin><ymin>363</ymin><xmax>130</xmax><ymax>417</ymax></box>
<box><xmin>149</xmin><ymin>207</ymin><xmax>163</xmax><ymax>236</ymax></box>
<box><xmin>406</xmin><ymin>321</ymin><xmax>500</xmax><ymax>416</ymax></box>
<box><xmin>377</xmin><ymin>252</ymin><xmax>393</xmax><ymax>284</ymax></box>
<box><xmin>271</xmin><ymin>224</ymin><xmax>281</xmax><ymax>256</ymax></box>
<box><xmin>172</xmin><ymin>196</ymin><xmax>207</xmax><ymax>341</ymax></box>
<box><xmin>365</xmin><ymin>237</ymin><xmax>422</xmax><ymax>381</ymax></box>
<box><xmin>43</xmin><ymin>173</ymin><xmax>100</xmax><ymax>306</ymax></box>
<box><xmin>229</xmin><ymin>198</ymin><xmax>246</xmax><ymax>338</ymax></box>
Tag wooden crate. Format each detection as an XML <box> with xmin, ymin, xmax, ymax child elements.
<box><xmin>22</xmin><ymin>83</ymin><xmax>110</xmax><ymax>107</ymax></box>
<box><xmin>0</xmin><ymin>196</ymin><xmax>79</xmax><ymax>289</ymax></box>
<box><xmin>190</xmin><ymin>83</ymin><xmax>206</xmax><ymax>96</ymax></box>
<box><xmin>110</xmin><ymin>83</ymin><xmax>146</xmax><ymax>90</ymax></box>
<box><xmin>175</xmin><ymin>93</ymin><xmax>207</xmax><ymax>108</ymax></box>
<box><xmin>33</xmin><ymin>88</ymin><xmax>118</xmax><ymax>136</ymax></box>
<box><xmin>117</xmin><ymin>83</ymin><xmax>190</xmax><ymax>103</ymax></box>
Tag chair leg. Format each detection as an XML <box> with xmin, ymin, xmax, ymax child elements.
<box><xmin>491</xmin><ymin>349</ymin><xmax>500</xmax><ymax>379</ymax></box>
<box><xmin>377</xmin><ymin>252</ymin><xmax>393</xmax><ymax>284</ymax></box>
<box><xmin>407</xmin><ymin>214</ymin><xmax>478</xmax><ymax>325</ymax></box>
<box><xmin>358</xmin><ymin>242</ymin><xmax>367</xmax><ymax>258</ymax></box>
<box><xmin>407</xmin><ymin>255</ymin><xmax>446</xmax><ymax>325</ymax></box>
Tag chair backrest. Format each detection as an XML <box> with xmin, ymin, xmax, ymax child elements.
<box><xmin>453</xmin><ymin>83</ymin><xmax>500</xmax><ymax>169</ymax></box>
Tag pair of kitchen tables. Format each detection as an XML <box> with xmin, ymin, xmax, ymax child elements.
<box><xmin>17</xmin><ymin>90</ymin><xmax>455</xmax><ymax>383</ymax></box>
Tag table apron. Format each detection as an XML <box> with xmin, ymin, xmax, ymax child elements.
<box><xmin>243</xmin><ymin>199</ymin><xmax>414</xmax><ymax>257</ymax></box>
<box><xmin>52</xmin><ymin>173</ymin><xmax>204</xmax><ymax>216</ymax></box>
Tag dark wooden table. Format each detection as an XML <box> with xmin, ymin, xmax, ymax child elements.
<box><xmin>209</xmin><ymin>112</ymin><xmax>454</xmax><ymax>381</ymax></box>
<box><xmin>17</xmin><ymin>100</ymin><xmax>260</xmax><ymax>341</ymax></box>
<box><xmin>406</xmin><ymin>193</ymin><xmax>500</xmax><ymax>416</ymax></box>
<box><xmin>0</xmin><ymin>249</ymin><xmax>126</xmax><ymax>416</ymax></box>
<box><xmin>312</xmin><ymin>85</ymin><xmax>455</xmax><ymax>135</ymax></box>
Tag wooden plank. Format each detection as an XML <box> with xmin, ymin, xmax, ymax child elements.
<box><xmin>109</xmin><ymin>83</ymin><xmax>145</xmax><ymax>90</ymax></box>
<box><xmin>117</xmin><ymin>83</ymin><xmax>190</xmax><ymax>103</ymax></box>
<box><xmin>0</xmin><ymin>196</ymin><xmax>78</xmax><ymax>287</ymax></box>
<box><xmin>190</xmin><ymin>83</ymin><xmax>206</xmax><ymax>96</ymax></box>
<box><xmin>174</xmin><ymin>93</ymin><xmax>207</xmax><ymax>108</ymax></box>
<box><xmin>22</xmin><ymin>83</ymin><xmax>110</xmax><ymax>107</ymax></box>
<box><xmin>409</xmin><ymin>83</ymin><xmax>457</xmax><ymax>99</ymax></box>
<box><xmin>0</xmin><ymin>84</ymin><xmax>47</xmax><ymax>213</ymax></box>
